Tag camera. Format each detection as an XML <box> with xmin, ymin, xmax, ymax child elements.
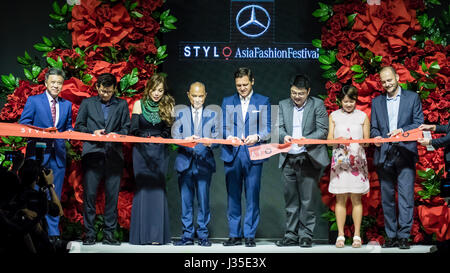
<box><xmin>35</xmin><ymin>142</ymin><xmax>51</xmax><ymax>188</ymax></box>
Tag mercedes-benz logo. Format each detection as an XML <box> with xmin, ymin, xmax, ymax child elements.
<box><xmin>236</xmin><ymin>5</ymin><xmax>271</xmax><ymax>38</ymax></box>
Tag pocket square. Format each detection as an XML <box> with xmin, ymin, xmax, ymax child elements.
<box><xmin>251</xmin><ymin>110</ymin><xmax>260</xmax><ymax>113</ymax></box>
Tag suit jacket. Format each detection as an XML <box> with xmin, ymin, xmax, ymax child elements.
<box><xmin>172</xmin><ymin>105</ymin><xmax>219</xmax><ymax>174</ymax></box>
<box><xmin>432</xmin><ymin>123</ymin><xmax>450</xmax><ymax>167</ymax></box>
<box><xmin>19</xmin><ymin>91</ymin><xmax>73</xmax><ymax>167</ymax></box>
<box><xmin>370</xmin><ymin>88</ymin><xmax>424</xmax><ymax>166</ymax></box>
<box><xmin>74</xmin><ymin>96</ymin><xmax>130</xmax><ymax>160</ymax></box>
<box><xmin>220</xmin><ymin>92</ymin><xmax>271</xmax><ymax>165</ymax></box>
<box><xmin>278</xmin><ymin>96</ymin><xmax>330</xmax><ymax>169</ymax></box>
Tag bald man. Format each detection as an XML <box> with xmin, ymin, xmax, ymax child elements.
<box><xmin>172</xmin><ymin>82</ymin><xmax>219</xmax><ymax>247</ymax></box>
<box><xmin>371</xmin><ymin>66</ymin><xmax>423</xmax><ymax>249</ymax></box>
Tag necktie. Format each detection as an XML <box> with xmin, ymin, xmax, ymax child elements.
<box><xmin>194</xmin><ymin>110</ymin><xmax>200</xmax><ymax>136</ymax></box>
<box><xmin>51</xmin><ymin>99</ymin><xmax>56</xmax><ymax>126</ymax></box>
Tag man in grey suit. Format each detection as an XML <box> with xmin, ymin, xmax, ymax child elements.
<box><xmin>275</xmin><ymin>74</ymin><xmax>329</xmax><ymax>248</ymax></box>
<box><xmin>74</xmin><ymin>73</ymin><xmax>131</xmax><ymax>246</ymax></box>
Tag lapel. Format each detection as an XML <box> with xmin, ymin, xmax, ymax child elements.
<box><xmin>188</xmin><ymin>105</ymin><xmax>195</xmax><ymax>136</ymax></box>
<box><xmin>233</xmin><ymin>94</ymin><xmax>244</xmax><ymax>124</ymax></box>
<box><xmin>379</xmin><ymin>94</ymin><xmax>390</xmax><ymax>131</ymax></box>
<box><xmin>40</xmin><ymin>91</ymin><xmax>54</xmax><ymax>126</ymax></box>
<box><xmin>105</xmin><ymin>96</ymin><xmax>119</xmax><ymax>130</ymax></box>
<box><xmin>245</xmin><ymin>93</ymin><xmax>257</xmax><ymax>124</ymax></box>
<box><xmin>285</xmin><ymin>100</ymin><xmax>295</xmax><ymax>135</ymax></box>
<box><xmin>301</xmin><ymin>97</ymin><xmax>312</xmax><ymax>132</ymax></box>
<box><xmin>94</xmin><ymin>96</ymin><xmax>106</xmax><ymax>128</ymax></box>
<box><xmin>397</xmin><ymin>88</ymin><xmax>407</xmax><ymax>128</ymax></box>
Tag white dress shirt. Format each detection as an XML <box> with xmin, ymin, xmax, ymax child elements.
<box><xmin>288</xmin><ymin>102</ymin><xmax>307</xmax><ymax>154</ymax></box>
<box><xmin>386</xmin><ymin>87</ymin><xmax>401</xmax><ymax>132</ymax></box>
<box><xmin>191</xmin><ymin>106</ymin><xmax>203</xmax><ymax>136</ymax></box>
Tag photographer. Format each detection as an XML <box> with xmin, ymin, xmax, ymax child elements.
<box><xmin>14</xmin><ymin>159</ymin><xmax>65</xmax><ymax>253</ymax></box>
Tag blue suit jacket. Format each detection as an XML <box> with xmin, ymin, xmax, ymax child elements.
<box><xmin>220</xmin><ymin>92</ymin><xmax>271</xmax><ymax>164</ymax></box>
<box><xmin>172</xmin><ymin>105</ymin><xmax>219</xmax><ymax>174</ymax></box>
<box><xmin>19</xmin><ymin>91</ymin><xmax>73</xmax><ymax>167</ymax></box>
<box><xmin>370</xmin><ymin>88</ymin><xmax>423</xmax><ymax>165</ymax></box>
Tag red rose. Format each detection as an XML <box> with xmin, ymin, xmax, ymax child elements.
<box><xmin>68</xmin><ymin>0</ymin><xmax>134</xmax><ymax>48</ymax></box>
<box><xmin>0</xmin><ymin>81</ymin><xmax>46</xmax><ymax>121</ymax></box>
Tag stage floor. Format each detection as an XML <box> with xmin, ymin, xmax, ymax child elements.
<box><xmin>68</xmin><ymin>239</ymin><xmax>434</xmax><ymax>253</ymax></box>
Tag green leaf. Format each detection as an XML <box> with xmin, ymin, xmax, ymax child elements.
<box><xmin>160</xmin><ymin>9</ymin><xmax>170</xmax><ymax>20</ymax></box>
<box><xmin>31</xmin><ymin>65</ymin><xmax>41</xmax><ymax>78</ymax></box>
<box><xmin>24</xmin><ymin>51</ymin><xmax>32</xmax><ymax>62</ymax></box>
<box><xmin>120</xmin><ymin>76</ymin><xmax>130</xmax><ymax>91</ymax></box>
<box><xmin>34</xmin><ymin>43</ymin><xmax>53</xmax><ymax>52</ymax></box>
<box><xmin>354</xmin><ymin>76</ymin><xmax>366</xmax><ymax>83</ymax></box>
<box><xmin>131</xmin><ymin>11</ymin><xmax>144</xmax><ymax>18</ymax></box>
<box><xmin>46</xmin><ymin>57</ymin><xmax>58</xmax><ymax>68</ymax></box>
<box><xmin>353</xmin><ymin>73</ymin><xmax>365</xmax><ymax>79</ymax></box>
<box><xmin>17</xmin><ymin>56</ymin><xmax>30</xmax><ymax>65</ymax></box>
<box><xmin>320</xmin><ymin>64</ymin><xmax>332</xmax><ymax>70</ymax></box>
<box><xmin>49</xmin><ymin>13</ymin><xmax>65</xmax><ymax>21</ymax></box>
<box><xmin>165</xmin><ymin>15</ymin><xmax>177</xmax><ymax>24</ymax></box>
<box><xmin>157</xmin><ymin>45</ymin><xmax>167</xmax><ymax>59</ymax></box>
<box><xmin>374</xmin><ymin>55</ymin><xmax>383</xmax><ymax>62</ymax></box>
<box><xmin>318</xmin><ymin>55</ymin><xmax>332</xmax><ymax>65</ymax></box>
<box><xmin>1</xmin><ymin>75</ymin><xmax>14</xmax><ymax>88</ymax></box>
<box><xmin>312</xmin><ymin>9</ymin><xmax>328</xmax><ymax>17</ymax></box>
<box><xmin>61</xmin><ymin>3</ymin><xmax>68</xmax><ymax>15</ymax></box>
<box><xmin>428</xmin><ymin>61</ymin><xmax>440</xmax><ymax>74</ymax></box>
<box><xmin>42</xmin><ymin>36</ymin><xmax>53</xmax><ymax>47</ymax></box>
<box><xmin>82</xmin><ymin>74</ymin><xmax>93</xmax><ymax>84</ymax></box>
<box><xmin>322</xmin><ymin>69</ymin><xmax>337</xmax><ymax>79</ymax></box>
<box><xmin>56</xmin><ymin>56</ymin><xmax>63</xmax><ymax>69</ymax></box>
<box><xmin>2</xmin><ymin>136</ymin><xmax>12</xmax><ymax>145</ymax></box>
<box><xmin>52</xmin><ymin>1</ymin><xmax>61</xmax><ymax>15</ymax></box>
<box><xmin>350</xmin><ymin>64</ymin><xmax>363</xmax><ymax>73</ymax></box>
<box><xmin>163</xmin><ymin>21</ymin><xmax>176</xmax><ymax>30</ymax></box>
<box><xmin>318</xmin><ymin>15</ymin><xmax>330</xmax><ymax>22</ymax></box>
<box><xmin>312</xmin><ymin>39</ymin><xmax>322</xmax><ymax>48</ymax></box>
<box><xmin>24</xmin><ymin>68</ymin><xmax>33</xmax><ymax>80</ymax></box>
<box><xmin>330</xmin><ymin>222</ymin><xmax>338</xmax><ymax>231</ymax></box>
<box><xmin>423</xmin><ymin>82</ymin><xmax>437</xmax><ymax>89</ymax></box>
<box><xmin>421</xmin><ymin>61</ymin><xmax>428</xmax><ymax>72</ymax></box>
<box><xmin>347</xmin><ymin>13</ymin><xmax>357</xmax><ymax>26</ymax></box>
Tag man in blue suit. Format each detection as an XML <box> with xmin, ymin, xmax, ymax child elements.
<box><xmin>19</xmin><ymin>68</ymin><xmax>73</xmax><ymax>241</ymax></box>
<box><xmin>172</xmin><ymin>82</ymin><xmax>219</xmax><ymax>247</ymax></box>
<box><xmin>221</xmin><ymin>67</ymin><xmax>271</xmax><ymax>247</ymax></box>
<box><xmin>371</xmin><ymin>66</ymin><xmax>423</xmax><ymax>249</ymax></box>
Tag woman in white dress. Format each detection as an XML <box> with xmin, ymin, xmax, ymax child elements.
<box><xmin>327</xmin><ymin>85</ymin><xmax>370</xmax><ymax>248</ymax></box>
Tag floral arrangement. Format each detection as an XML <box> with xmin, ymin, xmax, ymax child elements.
<box><xmin>0</xmin><ymin>0</ymin><xmax>177</xmax><ymax>241</ymax></box>
<box><xmin>314</xmin><ymin>0</ymin><xmax>449</xmax><ymax>244</ymax></box>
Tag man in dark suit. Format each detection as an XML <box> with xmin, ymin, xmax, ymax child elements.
<box><xmin>221</xmin><ymin>67</ymin><xmax>271</xmax><ymax>247</ymax></box>
<box><xmin>418</xmin><ymin>122</ymin><xmax>450</xmax><ymax>197</ymax></box>
<box><xmin>172</xmin><ymin>82</ymin><xmax>219</xmax><ymax>247</ymax></box>
<box><xmin>275</xmin><ymin>74</ymin><xmax>329</xmax><ymax>248</ymax></box>
<box><xmin>371</xmin><ymin>66</ymin><xmax>424</xmax><ymax>249</ymax></box>
<box><xmin>74</xmin><ymin>73</ymin><xmax>130</xmax><ymax>246</ymax></box>
<box><xmin>19</xmin><ymin>68</ymin><xmax>73</xmax><ymax>241</ymax></box>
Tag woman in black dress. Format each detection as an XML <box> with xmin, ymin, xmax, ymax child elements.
<box><xmin>129</xmin><ymin>73</ymin><xmax>175</xmax><ymax>245</ymax></box>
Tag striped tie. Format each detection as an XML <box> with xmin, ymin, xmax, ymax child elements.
<box><xmin>51</xmin><ymin>99</ymin><xmax>56</xmax><ymax>126</ymax></box>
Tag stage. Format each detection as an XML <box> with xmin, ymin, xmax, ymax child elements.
<box><xmin>67</xmin><ymin>239</ymin><xmax>434</xmax><ymax>254</ymax></box>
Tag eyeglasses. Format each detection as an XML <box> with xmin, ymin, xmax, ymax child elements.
<box><xmin>291</xmin><ymin>91</ymin><xmax>308</xmax><ymax>97</ymax></box>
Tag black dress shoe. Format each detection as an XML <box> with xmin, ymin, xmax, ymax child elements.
<box><xmin>198</xmin><ymin>238</ymin><xmax>212</xmax><ymax>247</ymax></box>
<box><xmin>275</xmin><ymin>237</ymin><xmax>298</xmax><ymax>247</ymax></box>
<box><xmin>223</xmin><ymin>237</ymin><xmax>242</xmax><ymax>246</ymax></box>
<box><xmin>382</xmin><ymin>237</ymin><xmax>398</xmax><ymax>248</ymax></box>
<box><xmin>398</xmin><ymin>238</ymin><xmax>410</xmax><ymax>249</ymax></box>
<box><xmin>82</xmin><ymin>236</ymin><xmax>96</xmax><ymax>245</ymax></box>
<box><xmin>48</xmin><ymin>236</ymin><xmax>60</xmax><ymax>244</ymax></box>
<box><xmin>245</xmin><ymin>238</ymin><xmax>256</xmax><ymax>247</ymax></box>
<box><xmin>299</xmin><ymin>237</ymin><xmax>312</xmax><ymax>248</ymax></box>
<box><xmin>102</xmin><ymin>236</ymin><xmax>121</xmax><ymax>246</ymax></box>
